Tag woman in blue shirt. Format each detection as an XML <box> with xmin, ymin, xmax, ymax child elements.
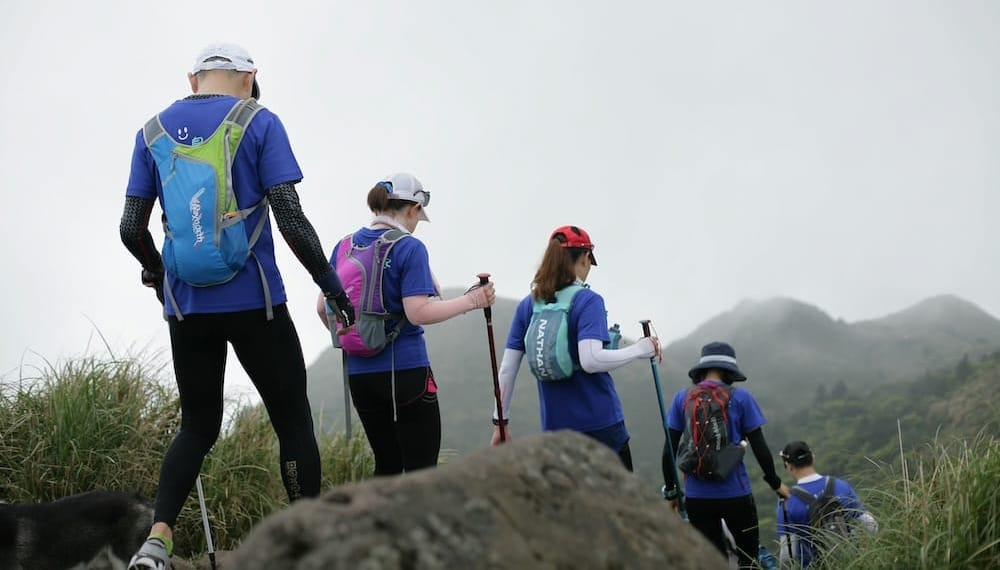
<box><xmin>489</xmin><ymin>225</ymin><xmax>660</xmax><ymax>470</ymax></box>
<box><xmin>319</xmin><ymin>173</ymin><xmax>495</xmax><ymax>476</ymax></box>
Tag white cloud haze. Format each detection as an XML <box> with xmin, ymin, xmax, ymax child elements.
<box><xmin>2</xmin><ymin>1</ymin><xmax>997</xmax><ymax>403</ymax></box>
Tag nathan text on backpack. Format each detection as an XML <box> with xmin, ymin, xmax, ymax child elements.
<box><xmin>143</xmin><ymin>99</ymin><xmax>272</xmax><ymax>319</ymax></box>
<box><xmin>333</xmin><ymin>229</ymin><xmax>411</xmax><ymax>357</ymax></box>
<box><xmin>676</xmin><ymin>382</ymin><xmax>746</xmax><ymax>480</ymax></box>
<box><xmin>524</xmin><ymin>284</ymin><xmax>585</xmax><ymax>381</ymax></box>
<box><xmin>790</xmin><ymin>476</ymin><xmax>851</xmax><ymax>554</ymax></box>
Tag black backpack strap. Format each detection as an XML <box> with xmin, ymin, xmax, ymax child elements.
<box><xmin>790</xmin><ymin>486</ymin><xmax>816</xmax><ymax>505</ymax></box>
<box><xmin>822</xmin><ymin>476</ymin><xmax>836</xmax><ymax>497</ymax></box>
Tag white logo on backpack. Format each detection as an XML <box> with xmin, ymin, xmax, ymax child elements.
<box><xmin>189</xmin><ymin>188</ymin><xmax>207</xmax><ymax>248</ymax></box>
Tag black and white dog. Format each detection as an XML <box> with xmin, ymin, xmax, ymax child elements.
<box><xmin>0</xmin><ymin>490</ymin><xmax>153</xmax><ymax>570</ymax></box>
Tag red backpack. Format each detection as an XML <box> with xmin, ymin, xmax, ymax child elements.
<box><xmin>676</xmin><ymin>383</ymin><xmax>745</xmax><ymax>480</ymax></box>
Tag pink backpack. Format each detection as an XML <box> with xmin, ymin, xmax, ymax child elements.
<box><xmin>331</xmin><ymin>229</ymin><xmax>410</xmax><ymax>356</ymax></box>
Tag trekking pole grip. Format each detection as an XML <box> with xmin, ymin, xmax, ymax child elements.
<box><xmin>640</xmin><ymin>319</ymin><xmax>652</xmax><ymax>338</ymax></box>
<box><xmin>477</xmin><ymin>272</ymin><xmax>492</xmax><ymax>320</ymax></box>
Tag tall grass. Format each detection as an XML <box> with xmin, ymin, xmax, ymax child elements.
<box><xmin>0</xmin><ymin>356</ymin><xmax>175</xmax><ymax>501</ymax></box>
<box><xmin>809</xmin><ymin>432</ymin><xmax>1000</xmax><ymax>569</ymax></box>
<box><xmin>0</xmin><ymin>353</ymin><xmax>374</xmax><ymax>558</ymax></box>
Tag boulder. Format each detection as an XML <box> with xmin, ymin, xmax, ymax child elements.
<box><xmin>230</xmin><ymin>431</ymin><xmax>726</xmax><ymax>569</ymax></box>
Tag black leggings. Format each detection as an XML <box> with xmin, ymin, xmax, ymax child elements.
<box><xmin>154</xmin><ymin>304</ymin><xmax>320</xmax><ymax>526</ymax></box>
<box><xmin>685</xmin><ymin>494</ymin><xmax>760</xmax><ymax>569</ymax></box>
<box><xmin>616</xmin><ymin>442</ymin><xmax>634</xmax><ymax>472</ymax></box>
<box><xmin>349</xmin><ymin>366</ymin><xmax>441</xmax><ymax>475</ymax></box>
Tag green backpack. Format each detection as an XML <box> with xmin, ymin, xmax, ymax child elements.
<box><xmin>524</xmin><ymin>285</ymin><xmax>585</xmax><ymax>381</ymax></box>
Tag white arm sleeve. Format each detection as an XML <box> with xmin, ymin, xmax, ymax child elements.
<box><xmin>493</xmin><ymin>348</ymin><xmax>523</xmax><ymax>421</ymax></box>
<box><xmin>858</xmin><ymin>511</ymin><xmax>878</xmax><ymax>534</ymax></box>
<box><xmin>578</xmin><ymin>338</ymin><xmax>655</xmax><ymax>374</ymax></box>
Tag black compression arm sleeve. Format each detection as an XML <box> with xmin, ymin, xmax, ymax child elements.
<box><xmin>661</xmin><ymin>427</ymin><xmax>684</xmax><ymax>489</ymax></box>
<box><xmin>746</xmin><ymin>428</ymin><xmax>783</xmax><ymax>490</ymax></box>
<box><xmin>120</xmin><ymin>196</ymin><xmax>163</xmax><ymax>272</ymax></box>
<box><xmin>267</xmin><ymin>183</ymin><xmax>343</xmax><ymax>296</ymax></box>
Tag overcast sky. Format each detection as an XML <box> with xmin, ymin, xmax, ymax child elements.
<box><xmin>2</xmin><ymin>1</ymin><xmax>996</xmax><ymax>403</ymax></box>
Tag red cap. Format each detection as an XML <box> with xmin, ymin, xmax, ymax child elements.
<box><xmin>550</xmin><ymin>225</ymin><xmax>597</xmax><ymax>265</ymax></box>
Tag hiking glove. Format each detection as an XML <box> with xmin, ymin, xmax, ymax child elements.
<box><xmin>141</xmin><ymin>268</ymin><xmax>165</xmax><ymax>305</ymax></box>
<box><xmin>326</xmin><ymin>291</ymin><xmax>356</xmax><ymax>328</ymax></box>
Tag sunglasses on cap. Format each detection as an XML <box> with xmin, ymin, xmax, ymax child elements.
<box><xmin>378</xmin><ymin>181</ymin><xmax>431</xmax><ymax>207</ymax></box>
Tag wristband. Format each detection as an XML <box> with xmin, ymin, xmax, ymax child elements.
<box><xmin>661</xmin><ymin>485</ymin><xmax>679</xmax><ymax>501</ymax></box>
<box><xmin>492</xmin><ymin>418</ymin><xmax>509</xmax><ymax>426</ymax></box>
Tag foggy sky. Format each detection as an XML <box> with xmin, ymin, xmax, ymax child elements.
<box><xmin>2</xmin><ymin>1</ymin><xmax>996</xmax><ymax>402</ymax></box>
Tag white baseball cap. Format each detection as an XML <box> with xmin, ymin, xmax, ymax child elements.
<box><xmin>191</xmin><ymin>43</ymin><xmax>260</xmax><ymax>99</ymax></box>
<box><xmin>379</xmin><ymin>172</ymin><xmax>431</xmax><ymax>221</ymax></box>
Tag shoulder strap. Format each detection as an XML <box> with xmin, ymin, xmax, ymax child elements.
<box><xmin>822</xmin><ymin>476</ymin><xmax>836</xmax><ymax>497</ymax></box>
<box><xmin>558</xmin><ymin>283</ymin><xmax>584</xmax><ymax>300</ymax></box>
<box><xmin>790</xmin><ymin>486</ymin><xmax>816</xmax><ymax>505</ymax></box>
<box><xmin>536</xmin><ymin>284</ymin><xmax>584</xmax><ymax>310</ymax></box>
<box><xmin>712</xmin><ymin>382</ymin><xmax>735</xmax><ymax>401</ymax></box>
<box><xmin>142</xmin><ymin>115</ymin><xmax>166</xmax><ymax>148</ymax></box>
<box><xmin>223</xmin><ymin>98</ymin><xmax>262</xmax><ymax>130</ymax></box>
<box><xmin>377</xmin><ymin>228</ymin><xmax>409</xmax><ymax>244</ymax></box>
<box><xmin>358</xmin><ymin>229</ymin><xmax>409</xmax><ymax>319</ymax></box>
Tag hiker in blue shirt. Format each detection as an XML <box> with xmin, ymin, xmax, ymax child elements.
<box><xmin>120</xmin><ymin>43</ymin><xmax>354</xmax><ymax>570</ymax></box>
<box><xmin>662</xmin><ymin>342</ymin><xmax>790</xmax><ymax>569</ymax></box>
<box><xmin>489</xmin><ymin>225</ymin><xmax>661</xmax><ymax>470</ymax></box>
<box><xmin>317</xmin><ymin>172</ymin><xmax>496</xmax><ymax>476</ymax></box>
<box><xmin>777</xmin><ymin>441</ymin><xmax>878</xmax><ymax>567</ymax></box>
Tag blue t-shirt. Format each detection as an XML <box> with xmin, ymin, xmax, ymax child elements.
<box><xmin>777</xmin><ymin>475</ymin><xmax>866</xmax><ymax>566</ymax></box>
<box><xmin>331</xmin><ymin>227</ymin><xmax>438</xmax><ymax>374</ymax></box>
<box><xmin>506</xmin><ymin>287</ymin><xmax>627</xmax><ymax>434</ymax></box>
<box><xmin>667</xmin><ymin>380</ymin><xmax>767</xmax><ymax>498</ymax></box>
<box><xmin>125</xmin><ymin>96</ymin><xmax>303</xmax><ymax>315</ymax></box>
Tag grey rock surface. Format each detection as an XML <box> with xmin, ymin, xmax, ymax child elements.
<box><xmin>230</xmin><ymin>431</ymin><xmax>726</xmax><ymax>569</ymax></box>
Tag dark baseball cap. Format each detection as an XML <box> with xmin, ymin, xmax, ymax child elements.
<box><xmin>780</xmin><ymin>441</ymin><xmax>813</xmax><ymax>464</ymax></box>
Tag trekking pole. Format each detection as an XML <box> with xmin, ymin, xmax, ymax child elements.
<box><xmin>341</xmin><ymin>350</ymin><xmax>352</xmax><ymax>439</ymax></box>
<box><xmin>195</xmin><ymin>475</ymin><xmax>217</xmax><ymax>570</ymax></box>
<box><xmin>477</xmin><ymin>273</ymin><xmax>506</xmax><ymax>442</ymax></box>
<box><xmin>781</xmin><ymin>498</ymin><xmax>794</xmax><ymax>564</ymax></box>
<box><xmin>640</xmin><ymin>319</ymin><xmax>687</xmax><ymax>521</ymax></box>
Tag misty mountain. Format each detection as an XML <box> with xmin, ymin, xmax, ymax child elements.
<box><xmin>661</xmin><ymin>294</ymin><xmax>1000</xmax><ymax>412</ymax></box>
<box><xmin>306</xmin><ymin>291</ymin><xmax>1000</xmax><ymax>485</ymax></box>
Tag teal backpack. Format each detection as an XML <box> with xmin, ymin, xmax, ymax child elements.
<box><xmin>524</xmin><ymin>284</ymin><xmax>585</xmax><ymax>381</ymax></box>
<box><xmin>143</xmin><ymin>98</ymin><xmax>271</xmax><ymax>320</ymax></box>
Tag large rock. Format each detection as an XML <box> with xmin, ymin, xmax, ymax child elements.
<box><xmin>230</xmin><ymin>431</ymin><xmax>726</xmax><ymax>569</ymax></box>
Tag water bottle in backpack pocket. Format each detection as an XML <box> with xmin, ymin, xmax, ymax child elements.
<box><xmin>333</xmin><ymin>230</ymin><xmax>411</xmax><ymax>357</ymax></box>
